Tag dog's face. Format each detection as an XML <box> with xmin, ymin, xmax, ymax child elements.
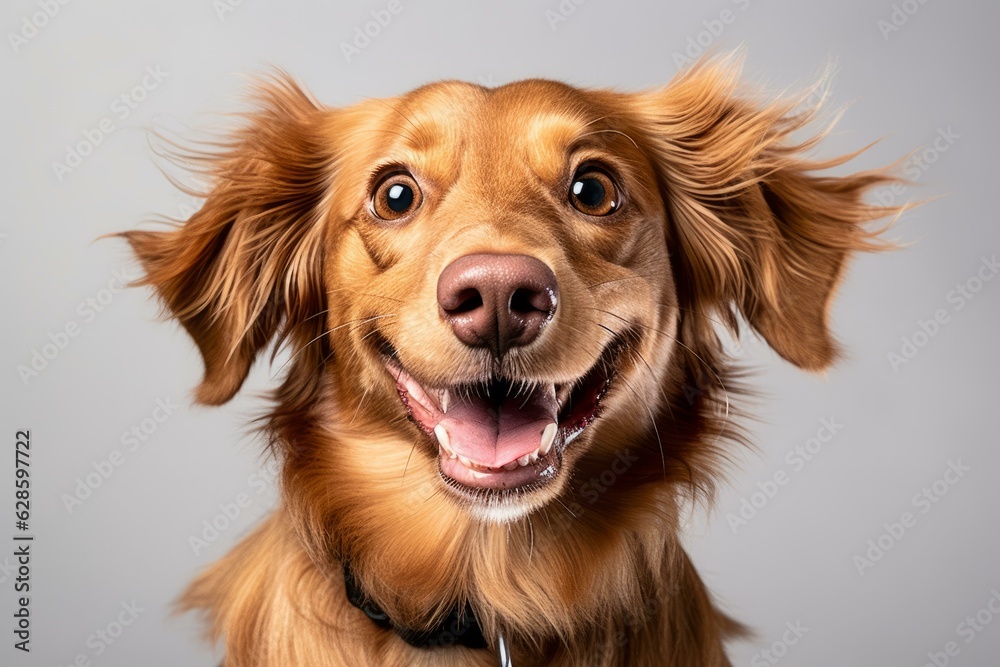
<box><xmin>324</xmin><ymin>80</ymin><xmax>676</xmax><ymax>521</ymax></box>
<box><xmin>124</xmin><ymin>60</ymin><xmax>893</xmax><ymax>540</ymax></box>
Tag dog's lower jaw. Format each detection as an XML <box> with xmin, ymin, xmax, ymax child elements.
<box><xmin>439</xmin><ymin>445</ymin><xmax>572</xmax><ymax>524</ymax></box>
<box><xmin>465</xmin><ymin>496</ymin><xmax>552</xmax><ymax>525</ymax></box>
<box><xmin>180</xmin><ymin>508</ymin><xmax>742</xmax><ymax>667</ymax></box>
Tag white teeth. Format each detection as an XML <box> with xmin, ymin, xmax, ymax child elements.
<box><xmin>540</xmin><ymin>423</ymin><xmax>557</xmax><ymax>456</ymax></box>
<box><xmin>433</xmin><ymin>424</ymin><xmax>448</xmax><ymax>448</ymax></box>
<box><xmin>441</xmin><ymin>422</ymin><xmax>559</xmax><ymax>471</ymax></box>
<box><xmin>407</xmin><ymin>380</ymin><xmax>435</xmax><ymax>414</ymax></box>
<box><xmin>440</xmin><ymin>389</ymin><xmax>450</xmax><ymax>414</ymax></box>
<box><xmin>434</xmin><ymin>424</ymin><xmax>457</xmax><ymax>458</ymax></box>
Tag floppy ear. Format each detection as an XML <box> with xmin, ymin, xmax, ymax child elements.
<box><xmin>120</xmin><ymin>74</ymin><xmax>333</xmax><ymax>404</ymax></box>
<box><xmin>633</xmin><ymin>56</ymin><xmax>902</xmax><ymax>369</ymax></box>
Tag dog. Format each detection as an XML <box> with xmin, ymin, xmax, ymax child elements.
<box><xmin>121</xmin><ymin>54</ymin><xmax>899</xmax><ymax>666</ymax></box>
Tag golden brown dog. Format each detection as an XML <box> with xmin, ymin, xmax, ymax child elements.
<box><xmin>122</xmin><ymin>55</ymin><xmax>900</xmax><ymax>666</ymax></box>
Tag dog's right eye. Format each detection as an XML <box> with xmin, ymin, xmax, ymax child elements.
<box><xmin>569</xmin><ymin>168</ymin><xmax>620</xmax><ymax>217</ymax></box>
<box><xmin>372</xmin><ymin>173</ymin><xmax>422</xmax><ymax>221</ymax></box>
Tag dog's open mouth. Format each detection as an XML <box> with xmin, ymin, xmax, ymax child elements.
<box><xmin>382</xmin><ymin>337</ymin><xmax>627</xmax><ymax>495</ymax></box>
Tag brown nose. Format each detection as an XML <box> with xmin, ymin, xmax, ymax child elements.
<box><xmin>437</xmin><ymin>253</ymin><xmax>558</xmax><ymax>356</ymax></box>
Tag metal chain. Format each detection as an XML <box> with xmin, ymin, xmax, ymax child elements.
<box><xmin>497</xmin><ymin>632</ymin><xmax>513</xmax><ymax>667</ymax></box>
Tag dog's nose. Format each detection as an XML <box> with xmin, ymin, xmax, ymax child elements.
<box><xmin>437</xmin><ymin>253</ymin><xmax>558</xmax><ymax>356</ymax></box>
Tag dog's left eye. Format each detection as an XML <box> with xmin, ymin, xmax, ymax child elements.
<box><xmin>372</xmin><ymin>172</ymin><xmax>422</xmax><ymax>220</ymax></box>
<box><xmin>569</xmin><ymin>168</ymin><xmax>620</xmax><ymax>216</ymax></box>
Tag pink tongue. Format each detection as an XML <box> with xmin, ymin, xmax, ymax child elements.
<box><xmin>438</xmin><ymin>384</ymin><xmax>557</xmax><ymax>468</ymax></box>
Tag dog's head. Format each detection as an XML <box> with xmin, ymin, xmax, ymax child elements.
<box><xmin>124</xmin><ymin>57</ymin><xmax>896</xmax><ymax>533</ymax></box>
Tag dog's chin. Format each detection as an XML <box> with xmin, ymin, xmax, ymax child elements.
<box><xmin>382</xmin><ymin>336</ymin><xmax>628</xmax><ymax>523</ymax></box>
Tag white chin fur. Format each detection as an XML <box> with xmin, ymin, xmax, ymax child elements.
<box><xmin>467</xmin><ymin>495</ymin><xmax>541</xmax><ymax>524</ymax></box>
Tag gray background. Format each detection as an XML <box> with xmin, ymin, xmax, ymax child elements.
<box><xmin>1</xmin><ymin>0</ymin><xmax>998</xmax><ymax>665</ymax></box>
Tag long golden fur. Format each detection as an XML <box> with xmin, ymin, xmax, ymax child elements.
<box><xmin>121</xmin><ymin>54</ymin><xmax>901</xmax><ymax>666</ymax></box>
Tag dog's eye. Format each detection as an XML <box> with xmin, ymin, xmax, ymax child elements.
<box><xmin>569</xmin><ymin>169</ymin><xmax>619</xmax><ymax>216</ymax></box>
<box><xmin>372</xmin><ymin>173</ymin><xmax>422</xmax><ymax>220</ymax></box>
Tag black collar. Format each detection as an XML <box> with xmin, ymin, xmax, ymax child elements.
<box><xmin>343</xmin><ymin>561</ymin><xmax>487</xmax><ymax>650</ymax></box>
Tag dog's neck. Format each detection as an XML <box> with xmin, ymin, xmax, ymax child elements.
<box><xmin>181</xmin><ymin>507</ymin><xmax>737</xmax><ymax>665</ymax></box>
<box><xmin>342</xmin><ymin>559</ymin><xmax>488</xmax><ymax>650</ymax></box>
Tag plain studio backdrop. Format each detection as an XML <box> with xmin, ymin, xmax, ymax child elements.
<box><xmin>2</xmin><ymin>0</ymin><xmax>998</xmax><ymax>665</ymax></box>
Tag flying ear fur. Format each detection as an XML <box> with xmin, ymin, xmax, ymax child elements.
<box><xmin>633</xmin><ymin>54</ymin><xmax>905</xmax><ymax>369</ymax></box>
<box><xmin>119</xmin><ymin>73</ymin><xmax>332</xmax><ymax>404</ymax></box>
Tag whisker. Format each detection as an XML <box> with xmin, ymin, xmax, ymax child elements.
<box><xmin>526</xmin><ymin>514</ymin><xmax>535</xmax><ymax>564</ymax></box>
<box><xmin>608</xmin><ymin>356</ymin><xmax>666</xmax><ymax>478</ymax></box>
<box><xmin>580</xmin><ymin>114</ymin><xmax>612</xmax><ymax>129</ymax></box>
<box><xmin>401</xmin><ymin>434</ymin><xmax>419</xmax><ymax>485</ymax></box>
<box><xmin>553</xmin><ymin>496</ymin><xmax>578</xmax><ymax>519</ymax></box>
<box><xmin>578</xmin><ymin>267</ymin><xmax>742</xmax><ymax>334</ymax></box>
<box><xmin>371</xmin><ymin>98</ymin><xmax>421</xmax><ymax>140</ymax></box>
<box><xmin>300</xmin><ymin>308</ymin><xmax>330</xmax><ymax>324</ymax></box>
<box><xmin>350</xmin><ymin>127</ymin><xmax>419</xmax><ymax>143</ymax></box>
<box><xmin>585</xmin><ymin>275</ymin><xmax>647</xmax><ymax>290</ymax></box>
<box><xmin>326</xmin><ymin>286</ymin><xmax>405</xmax><ymax>304</ymax></box>
<box><xmin>575</xmin><ymin>128</ymin><xmax>639</xmax><ymax>150</ymax></box>
<box><xmin>581</xmin><ymin>296</ymin><xmax>736</xmax><ymax>335</ymax></box>
<box><xmin>348</xmin><ymin>385</ymin><xmax>372</xmax><ymax>427</ymax></box>
<box><xmin>271</xmin><ymin>313</ymin><xmax>397</xmax><ymax>380</ymax></box>
<box><xmin>307</xmin><ymin>310</ymin><xmax>401</xmax><ymax>385</ymax></box>
<box><xmin>581</xmin><ymin>306</ymin><xmax>732</xmax><ymax>453</ymax></box>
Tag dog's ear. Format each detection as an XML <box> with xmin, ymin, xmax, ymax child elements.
<box><xmin>120</xmin><ymin>74</ymin><xmax>332</xmax><ymax>404</ymax></box>
<box><xmin>632</xmin><ymin>56</ymin><xmax>902</xmax><ymax>370</ymax></box>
